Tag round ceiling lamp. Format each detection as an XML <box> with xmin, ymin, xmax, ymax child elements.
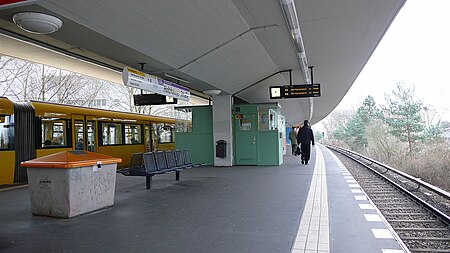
<box><xmin>12</xmin><ymin>12</ymin><xmax>63</xmax><ymax>34</ymax></box>
<box><xmin>203</xmin><ymin>90</ymin><xmax>221</xmax><ymax>96</ymax></box>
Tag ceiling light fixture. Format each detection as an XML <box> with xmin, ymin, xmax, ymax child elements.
<box><xmin>279</xmin><ymin>0</ymin><xmax>310</xmax><ymax>84</ymax></box>
<box><xmin>203</xmin><ymin>90</ymin><xmax>221</xmax><ymax>96</ymax></box>
<box><xmin>12</xmin><ymin>12</ymin><xmax>62</xmax><ymax>34</ymax></box>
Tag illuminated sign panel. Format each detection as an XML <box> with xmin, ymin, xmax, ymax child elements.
<box><xmin>269</xmin><ymin>84</ymin><xmax>321</xmax><ymax>99</ymax></box>
<box><xmin>133</xmin><ymin>94</ymin><xmax>178</xmax><ymax>106</ymax></box>
<box><xmin>283</xmin><ymin>84</ymin><xmax>320</xmax><ymax>98</ymax></box>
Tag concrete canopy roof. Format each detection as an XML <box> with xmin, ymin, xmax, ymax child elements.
<box><xmin>0</xmin><ymin>0</ymin><xmax>405</xmax><ymax>125</ymax></box>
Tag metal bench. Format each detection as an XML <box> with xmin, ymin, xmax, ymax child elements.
<box><xmin>182</xmin><ymin>149</ymin><xmax>206</xmax><ymax>168</ymax></box>
<box><xmin>141</xmin><ymin>151</ymin><xmax>189</xmax><ymax>189</ymax></box>
<box><xmin>118</xmin><ymin>150</ymin><xmax>204</xmax><ymax>189</ymax></box>
<box><xmin>116</xmin><ymin>152</ymin><xmax>146</xmax><ymax>176</ymax></box>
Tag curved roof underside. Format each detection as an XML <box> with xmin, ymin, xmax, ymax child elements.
<box><xmin>0</xmin><ymin>0</ymin><xmax>405</xmax><ymax>125</ymax></box>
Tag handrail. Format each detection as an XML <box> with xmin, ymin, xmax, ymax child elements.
<box><xmin>326</xmin><ymin>145</ymin><xmax>450</xmax><ymax>201</ymax></box>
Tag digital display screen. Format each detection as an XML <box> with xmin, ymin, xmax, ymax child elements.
<box><xmin>270</xmin><ymin>84</ymin><xmax>320</xmax><ymax>99</ymax></box>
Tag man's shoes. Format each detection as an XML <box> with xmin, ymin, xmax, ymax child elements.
<box><xmin>301</xmin><ymin>159</ymin><xmax>304</xmax><ymax>164</ymax></box>
<box><xmin>305</xmin><ymin>161</ymin><xmax>309</xmax><ymax>165</ymax></box>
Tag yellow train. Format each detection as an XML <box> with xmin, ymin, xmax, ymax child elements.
<box><xmin>0</xmin><ymin>97</ymin><xmax>176</xmax><ymax>186</ymax></box>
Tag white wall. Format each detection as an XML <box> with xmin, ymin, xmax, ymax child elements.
<box><xmin>212</xmin><ymin>94</ymin><xmax>233</xmax><ymax>166</ymax></box>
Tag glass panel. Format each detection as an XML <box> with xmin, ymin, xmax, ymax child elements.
<box><xmin>155</xmin><ymin>123</ymin><xmax>174</xmax><ymax>144</ymax></box>
<box><xmin>0</xmin><ymin>115</ymin><xmax>12</xmax><ymax>150</ymax></box>
<box><xmin>41</xmin><ymin>119</ymin><xmax>67</xmax><ymax>147</ymax></box>
<box><xmin>240</xmin><ymin>119</ymin><xmax>252</xmax><ymax>131</ymax></box>
<box><xmin>74</xmin><ymin>120</ymin><xmax>85</xmax><ymax>150</ymax></box>
<box><xmin>124</xmin><ymin>124</ymin><xmax>142</xmax><ymax>144</ymax></box>
<box><xmin>87</xmin><ymin>121</ymin><xmax>96</xmax><ymax>152</ymax></box>
<box><xmin>151</xmin><ymin>123</ymin><xmax>158</xmax><ymax>150</ymax></box>
<box><xmin>269</xmin><ymin>109</ymin><xmax>277</xmax><ymax>130</ymax></box>
<box><xmin>144</xmin><ymin>124</ymin><xmax>151</xmax><ymax>151</ymax></box>
<box><xmin>258</xmin><ymin>109</ymin><xmax>269</xmax><ymax>131</ymax></box>
<box><xmin>175</xmin><ymin>119</ymin><xmax>192</xmax><ymax>133</ymax></box>
<box><xmin>101</xmin><ymin>123</ymin><xmax>122</xmax><ymax>145</ymax></box>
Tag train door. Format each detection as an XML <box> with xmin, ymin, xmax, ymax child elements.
<box><xmin>72</xmin><ymin>115</ymin><xmax>97</xmax><ymax>152</ymax></box>
<box><xmin>72</xmin><ymin>115</ymin><xmax>85</xmax><ymax>150</ymax></box>
<box><xmin>144</xmin><ymin>121</ymin><xmax>152</xmax><ymax>151</ymax></box>
<box><xmin>234</xmin><ymin>114</ymin><xmax>257</xmax><ymax>165</ymax></box>
<box><xmin>86</xmin><ymin>118</ymin><xmax>97</xmax><ymax>152</ymax></box>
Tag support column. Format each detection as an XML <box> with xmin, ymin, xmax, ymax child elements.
<box><xmin>212</xmin><ymin>94</ymin><xmax>233</xmax><ymax>166</ymax></box>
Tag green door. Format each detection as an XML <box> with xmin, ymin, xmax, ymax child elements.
<box><xmin>234</xmin><ymin>114</ymin><xmax>257</xmax><ymax>165</ymax></box>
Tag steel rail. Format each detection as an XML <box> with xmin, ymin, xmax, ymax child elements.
<box><xmin>327</xmin><ymin>145</ymin><xmax>450</xmax><ymax>200</ymax></box>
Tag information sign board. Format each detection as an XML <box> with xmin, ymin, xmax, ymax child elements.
<box><xmin>283</xmin><ymin>84</ymin><xmax>320</xmax><ymax>98</ymax></box>
<box><xmin>123</xmin><ymin>67</ymin><xmax>190</xmax><ymax>101</ymax></box>
<box><xmin>134</xmin><ymin>94</ymin><xmax>178</xmax><ymax>106</ymax></box>
<box><xmin>269</xmin><ymin>84</ymin><xmax>321</xmax><ymax>99</ymax></box>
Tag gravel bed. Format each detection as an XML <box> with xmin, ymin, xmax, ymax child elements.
<box><xmin>384</xmin><ymin>213</ymin><xmax>435</xmax><ymax>221</ymax></box>
<box><xmin>389</xmin><ymin>221</ymin><xmax>448</xmax><ymax>229</ymax></box>
<box><xmin>397</xmin><ymin>230</ymin><xmax>450</xmax><ymax>238</ymax></box>
<box><xmin>406</xmin><ymin>240</ymin><xmax>450</xmax><ymax>251</ymax></box>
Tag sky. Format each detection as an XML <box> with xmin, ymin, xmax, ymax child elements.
<box><xmin>332</xmin><ymin>0</ymin><xmax>450</xmax><ymax>119</ymax></box>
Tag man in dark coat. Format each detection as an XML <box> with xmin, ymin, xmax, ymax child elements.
<box><xmin>297</xmin><ymin>120</ymin><xmax>315</xmax><ymax>165</ymax></box>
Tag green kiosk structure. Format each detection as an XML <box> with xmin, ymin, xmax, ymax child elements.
<box><xmin>175</xmin><ymin>103</ymin><xmax>285</xmax><ymax>166</ymax></box>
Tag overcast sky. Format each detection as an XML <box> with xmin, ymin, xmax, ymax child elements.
<box><xmin>334</xmin><ymin>0</ymin><xmax>450</xmax><ymax>119</ymax></box>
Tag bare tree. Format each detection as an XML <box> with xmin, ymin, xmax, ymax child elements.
<box><xmin>365</xmin><ymin>118</ymin><xmax>408</xmax><ymax>163</ymax></box>
<box><xmin>321</xmin><ymin>110</ymin><xmax>353</xmax><ymax>145</ymax></box>
<box><xmin>1</xmin><ymin>54</ymin><xmax>191</xmax><ymax>120</ymax></box>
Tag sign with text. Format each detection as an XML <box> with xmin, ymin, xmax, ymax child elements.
<box><xmin>283</xmin><ymin>84</ymin><xmax>321</xmax><ymax>98</ymax></box>
<box><xmin>123</xmin><ymin>67</ymin><xmax>190</xmax><ymax>101</ymax></box>
<box><xmin>269</xmin><ymin>84</ymin><xmax>321</xmax><ymax>99</ymax></box>
<box><xmin>134</xmin><ymin>94</ymin><xmax>178</xmax><ymax>106</ymax></box>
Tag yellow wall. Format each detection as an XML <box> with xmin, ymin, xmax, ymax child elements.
<box><xmin>0</xmin><ymin>98</ymin><xmax>14</xmax><ymax>115</ymax></box>
<box><xmin>0</xmin><ymin>151</ymin><xmax>15</xmax><ymax>185</ymax></box>
<box><xmin>36</xmin><ymin>148</ymin><xmax>72</xmax><ymax>158</ymax></box>
<box><xmin>98</xmin><ymin>145</ymin><xmax>145</xmax><ymax>168</ymax></box>
<box><xmin>155</xmin><ymin>143</ymin><xmax>175</xmax><ymax>151</ymax></box>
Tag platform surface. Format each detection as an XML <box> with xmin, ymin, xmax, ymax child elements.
<box><xmin>0</xmin><ymin>145</ymin><xmax>405</xmax><ymax>253</ymax></box>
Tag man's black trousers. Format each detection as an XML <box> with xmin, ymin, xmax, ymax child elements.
<box><xmin>300</xmin><ymin>143</ymin><xmax>311</xmax><ymax>163</ymax></box>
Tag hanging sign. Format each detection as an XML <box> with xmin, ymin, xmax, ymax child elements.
<box><xmin>269</xmin><ymin>84</ymin><xmax>321</xmax><ymax>99</ymax></box>
<box><xmin>283</xmin><ymin>84</ymin><xmax>320</xmax><ymax>98</ymax></box>
<box><xmin>133</xmin><ymin>94</ymin><xmax>178</xmax><ymax>106</ymax></box>
<box><xmin>122</xmin><ymin>67</ymin><xmax>190</xmax><ymax>101</ymax></box>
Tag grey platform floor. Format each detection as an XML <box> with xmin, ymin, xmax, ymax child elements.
<box><xmin>0</xmin><ymin>154</ymin><xmax>314</xmax><ymax>253</ymax></box>
<box><xmin>0</xmin><ymin>146</ymin><xmax>405</xmax><ymax>253</ymax></box>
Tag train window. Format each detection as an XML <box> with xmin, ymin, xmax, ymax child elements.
<box><xmin>124</xmin><ymin>124</ymin><xmax>142</xmax><ymax>144</ymax></box>
<box><xmin>87</xmin><ymin>121</ymin><xmax>96</xmax><ymax>152</ymax></box>
<box><xmin>144</xmin><ymin>125</ymin><xmax>152</xmax><ymax>151</ymax></box>
<box><xmin>74</xmin><ymin>120</ymin><xmax>85</xmax><ymax>150</ymax></box>
<box><xmin>0</xmin><ymin>115</ymin><xmax>12</xmax><ymax>150</ymax></box>
<box><xmin>41</xmin><ymin>118</ymin><xmax>68</xmax><ymax>147</ymax></box>
<box><xmin>101</xmin><ymin>123</ymin><xmax>123</xmax><ymax>145</ymax></box>
<box><xmin>155</xmin><ymin>123</ymin><xmax>174</xmax><ymax>144</ymax></box>
<box><xmin>175</xmin><ymin>119</ymin><xmax>192</xmax><ymax>133</ymax></box>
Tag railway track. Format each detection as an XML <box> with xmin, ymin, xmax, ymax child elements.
<box><xmin>328</xmin><ymin>145</ymin><xmax>450</xmax><ymax>253</ymax></box>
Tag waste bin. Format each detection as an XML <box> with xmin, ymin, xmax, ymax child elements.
<box><xmin>216</xmin><ymin>140</ymin><xmax>227</xmax><ymax>158</ymax></box>
<box><xmin>21</xmin><ymin>150</ymin><xmax>122</xmax><ymax>218</ymax></box>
